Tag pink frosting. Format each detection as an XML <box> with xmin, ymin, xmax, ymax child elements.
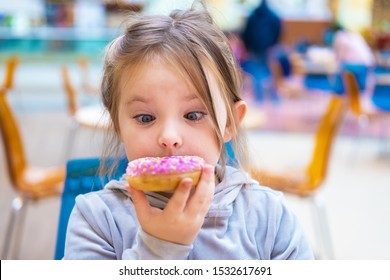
<box><xmin>126</xmin><ymin>156</ymin><xmax>205</xmax><ymax>176</ymax></box>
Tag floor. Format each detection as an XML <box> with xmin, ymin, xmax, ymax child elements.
<box><xmin>1</xmin><ymin>60</ymin><xmax>389</xmax><ymax>260</ymax></box>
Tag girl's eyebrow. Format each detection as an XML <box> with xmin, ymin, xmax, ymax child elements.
<box><xmin>124</xmin><ymin>95</ymin><xmax>149</xmax><ymax>106</ymax></box>
<box><xmin>184</xmin><ymin>93</ymin><xmax>201</xmax><ymax>102</ymax></box>
<box><xmin>123</xmin><ymin>92</ymin><xmax>200</xmax><ymax>107</ymax></box>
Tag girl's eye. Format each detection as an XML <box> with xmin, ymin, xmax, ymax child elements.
<box><xmin>185</xmin><ymin>111</ymin><xmax>205</xmax><ymax>121</ymax></box>
<box><xmin>134</xmin><ymin>114</ymin><xmax>155</xmax><ymax>123</ymax></box>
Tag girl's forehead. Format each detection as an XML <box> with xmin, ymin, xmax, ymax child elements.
<box><xmin>120</xmin><ymin>57</ymin><xmax>217</xmax><ymax>99</ymax></box>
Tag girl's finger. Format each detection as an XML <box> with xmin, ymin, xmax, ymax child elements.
<box><xmin>129</xmin><ymin>186</ymin><xmax>154</xmax><ymax>220</ymax></box>
<box><xmin>164</xmin><ymin>178</ymin><xmax>193</xmax><ymax>214</ymax></box>
<box><xmin>186</xmin><ymin>164</ymin><xmax>215</xmax><ymax>217</ymax></box>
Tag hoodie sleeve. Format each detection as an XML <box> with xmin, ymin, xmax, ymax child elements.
<box><xmin>63</xmin><ymin>190</ymin><xmax>194</xmax><ymax>260</ymax></box>
<box><xmin>62</xmin><ymin>196</ymin><xmax>118</xmax><ymax>260</ymax></box>
<box><xmin>267</xmin><ymin>193</ymin><xmax>315</xmax><ymax>260</ymax></box>
<box><xmin>122</xmin><ymin>228</ymin><xmax>193</xmax><ymax>260</ymax></box>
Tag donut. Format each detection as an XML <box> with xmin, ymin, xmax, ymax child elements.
<box><xmin>126</xmin><ymin>155</ymin><xmax>206</xmax><ymax>191</ymax></box>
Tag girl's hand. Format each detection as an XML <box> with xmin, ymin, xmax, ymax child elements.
<box><xmin>128</xmin><ymin>164</ymin><xmax>215</xmax><ymax>245</ymax></box>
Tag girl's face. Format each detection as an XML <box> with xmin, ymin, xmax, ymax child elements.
<box><xmin>117</xmin><ymin>60</ymin><xmax>231</xmax><ymax>165</ymax></box>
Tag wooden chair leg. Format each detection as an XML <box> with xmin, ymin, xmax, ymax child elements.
<box><xmin>309</xmin><ymin>194</ymin><xmax>335</xmax><ymax>259</ymax></box>
<box><xmin>2</xmin><ymin>196</ymin><xmax>28</xmax><ymax>259</ymax></box>
<box><xmin>63</xmin><ymin>119</ymin><xmax>79</xmax><ymax>161</ymax></box>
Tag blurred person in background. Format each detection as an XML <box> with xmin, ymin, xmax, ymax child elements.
<box><xmin>239</xmin><ymin>0</ymin><xmax>283</xmax><ymax>102</ymax></box>
<box><xmin>331</xmin><ymin>23</ymin><xmax>374</xmax><ymax>67</ymax></box>
<box><xmin>240</xmin><ymin>0</ymin><xmax>282</xmax><ymax>62</ymax></box>
<box><xmin>325</xmin><ymin>22</ymin><xmax>375</xmax><ymax>94</ymax></box>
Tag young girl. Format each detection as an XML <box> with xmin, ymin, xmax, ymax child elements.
<box><xmin>63</xmin><ymin>2</ymin><xmax>314</xmax><ymax>260</ymax></box>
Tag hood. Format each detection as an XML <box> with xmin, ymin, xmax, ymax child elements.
<box><xmin>105</xmin><ymin>166</ymin><xmax>256</xmax><ymax>218</ymax></box>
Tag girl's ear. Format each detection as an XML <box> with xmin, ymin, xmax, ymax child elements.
<box><xmin>223</xmin><ymin>100</ymin><xmax>247</xmax><ymax>142</ymax></box>
<box><xmin>233</xmin><ymin>100</ymin><xmax>248</xmax><ymax>125</ymax></box>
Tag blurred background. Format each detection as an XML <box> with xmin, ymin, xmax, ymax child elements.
<box><xmin>0</xmin><ymin>0</ymin><xmax>389</xmax><ymax>260</ymax></box>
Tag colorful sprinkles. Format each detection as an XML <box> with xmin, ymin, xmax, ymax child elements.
<box><xmin>126</xmin><ymin>156</ymin><xmax>205</xmax><ymax>176</ymax></box>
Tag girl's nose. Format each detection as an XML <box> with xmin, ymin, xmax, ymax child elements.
<box><xmin>158</xmin><ymin>122</ymin><xmax>182</xmax><ymax>150</ymax></box>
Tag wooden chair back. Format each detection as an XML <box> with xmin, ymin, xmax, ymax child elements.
<box><xmin>61</xmin><ymin>65</ymin><xmax>78</xmax><ymax>117</ymax></box>
<box><xmin>343</xmin><ymin>71</ymin><xmax>363</xmax><ymax>115</ymax></box>
<box><xmin>305</xmin><ymin>95</ymin><xmax>345</xmax><ymax>191</ymax></box>
<box><xmin>3</xmin><ymin>55</ymin><xmax>19</xmax><ymax>90</ymax></box>
<box><xmin>0</xmin><ymin>87</ymin><xmax>27</xmax><ymax>188</ymax></box>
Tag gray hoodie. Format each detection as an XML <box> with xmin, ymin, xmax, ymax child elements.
<box><xmin>63</xmin><ymin>166</ymin><xmax>314</xmax><ymax>260</ymax></box>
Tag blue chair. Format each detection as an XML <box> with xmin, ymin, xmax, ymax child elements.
<box><xmin>372</xmin><ymin>83</ymin><xmax>390</xmax><ymax>111</ymax></box>
<box><xmin>372</xmin><ymin>58</ymin><xmax>390</xmax><ymax>111</ymax></box>
<box><xmin>54</xmin><ymin>157</ymin><xmax>127</xmax><ymax>260</ymax></box>
<box><xmin>225</xmin><ymin>141</ymin><xmax>238</xmax><ymax>167</ymax></box>
<box><xmin>304</xmin><ymin>73</ymin><xmax>333</xmax><ymax>91</ymax></box>
<box><xmin>304</xmin><ymin>63</ymin><xmax>371</xmax><ymax>94</ymax></box>
<box><xmin>332</xmin><ymin>63</ymin><xmax>371</xmax><ymax>95</ymax></box>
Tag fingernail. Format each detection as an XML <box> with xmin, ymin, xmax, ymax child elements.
<box><xmin>183</xmin><ymin>178</ymin><xmax>193</xmax><ymax>187</ymax></box>
<box><xmin>204</xmin><ymin>164</ymin><xmax>214</xmax><ymax>175</ymax></box>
